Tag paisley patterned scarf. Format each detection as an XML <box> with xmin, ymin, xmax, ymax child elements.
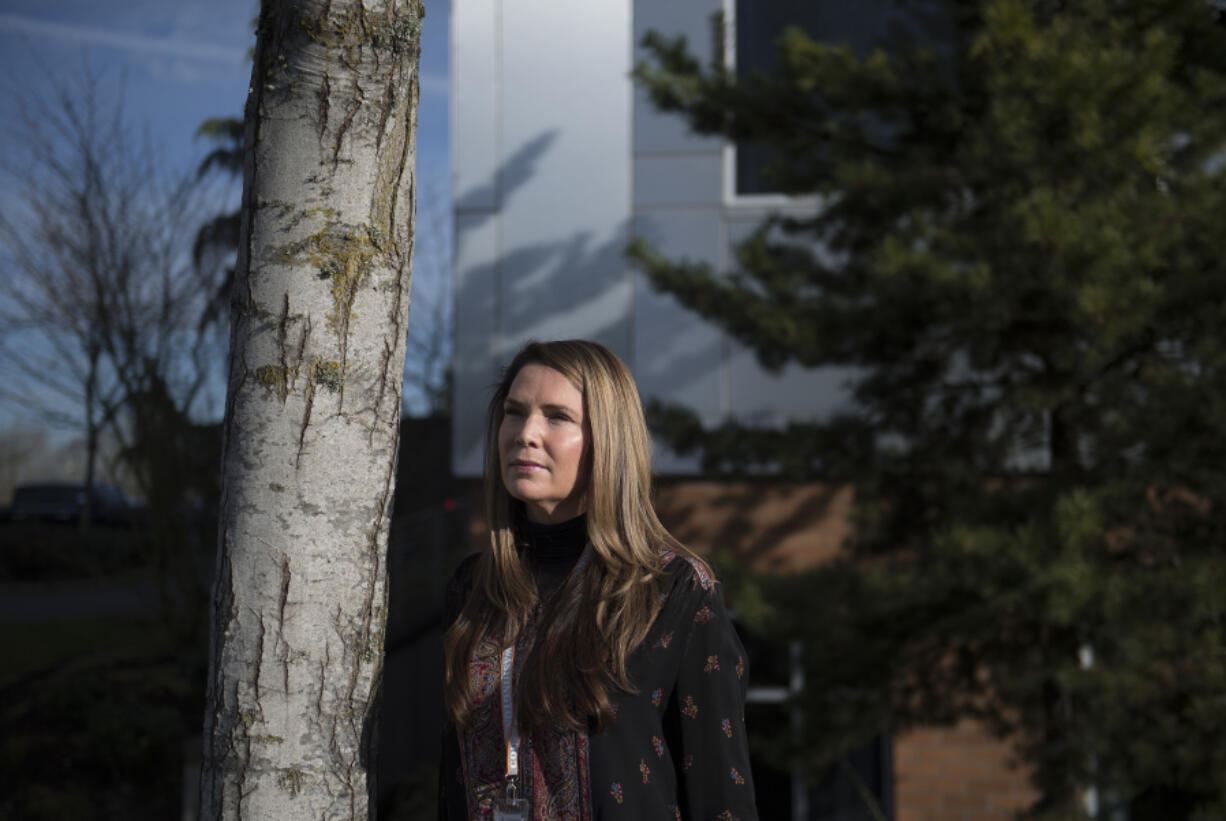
<box><xmin>457</xmin><ymin>612</ymin><xmax>594</xmax><ymax>820</ymax></box>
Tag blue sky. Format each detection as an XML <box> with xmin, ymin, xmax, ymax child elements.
<box><xmin>0</xmin><ymin>0</ymin><xmax>450</xmax><ymax>185</ymax></box>
<box><xmin>0</xmin><ymin>0</ymin><xmax>453</xmax><ymax>431</ymax></box>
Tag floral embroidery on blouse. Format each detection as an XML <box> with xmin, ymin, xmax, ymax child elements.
<box><xmin>610</xmin><ymin>782</ymin><xmax>624</xmax><ymax>804</ymax></box>
<box><xmin>659</xmin><ymin>548</ymin><xmax>715</xmax><ymax>591</ymax></box>
<box><xmin>444</xmin><ymin>550</ymin><xmax>758</xmax><ymax>820</ymax></box>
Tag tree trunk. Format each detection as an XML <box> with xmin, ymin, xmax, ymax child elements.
<box><xmin>200</xmin><ymin>2</ymin><xmax>422</xmax><ymax>818</ymax></box>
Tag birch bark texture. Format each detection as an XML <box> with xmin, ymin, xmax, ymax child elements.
<box><xmin>201</xmin><ymin>1</ymin><xmax>422</xmax><ymax>818</ymax></box>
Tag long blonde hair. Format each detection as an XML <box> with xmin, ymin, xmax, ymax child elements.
<box><xmin>444</xmin><ymin>339</ymin><xmax>709</xmax><ymax>731</ymax></box>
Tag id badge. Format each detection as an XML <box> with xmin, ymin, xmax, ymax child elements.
<box><xmin>493</xmin><ymin>796</ymin><xmax>529</xmax><ymax>820</ymax></box>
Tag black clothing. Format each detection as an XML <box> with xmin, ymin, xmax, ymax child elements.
<box><xmin>520</xmin><ymin>513</ymin><xmax>588</xmax><ymax>600</ymax></box>
<box><xmin>440</xmin><ymin>520</ymin><xmax>759</xmax><ymax>820</ymax></box>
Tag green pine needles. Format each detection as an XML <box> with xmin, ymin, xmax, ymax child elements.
<box><xmin>632</xmin><ymin>1</ymin><xmax>1226</xmax><ymax>817</ymax></box>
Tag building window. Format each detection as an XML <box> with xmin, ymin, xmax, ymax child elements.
<box><xmin>738</xmin><ymin>622</ymin><xmax>893</xmax><ymax>820</ymax></box>
<box><xmin>729</xmin><ymin>0</ymin><xmax>932</xmax><ymax>198</ymax></box>
<box><xmin>731</xmin><ymin>0</ymin><xmax>823</xmax><ymax>197</ymax></box>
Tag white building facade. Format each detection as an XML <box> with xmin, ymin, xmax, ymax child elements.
<box><xmin>450</xmin><ymin>0</ymin><xmax>842</xmax><ymax>476</ymax></box>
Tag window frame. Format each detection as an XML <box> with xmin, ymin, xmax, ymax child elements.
<box><xmin>719</xmin><ymin>0</ymin><xmax>821</xmax><ymax>209</ymax></box>
<box><xmin>736</xmin><ymin>624</ymin><xmax>894</xmax><ymax>821</ymax></box>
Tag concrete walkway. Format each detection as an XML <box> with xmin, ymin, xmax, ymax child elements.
<box><xmin>0</xmin><ymin>573</ymin><xmax>160</xmax><ymax>621</ymax></box>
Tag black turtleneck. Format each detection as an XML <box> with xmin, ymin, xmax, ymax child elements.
<box><xmin>521</xmin><ymin>513</ymin><xmax>587</xmax><ymax>600</ymax></box>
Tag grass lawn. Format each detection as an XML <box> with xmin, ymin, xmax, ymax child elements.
<box><xmin>0</xmin><ymin>610</ymin><xmax>199</xmax><ymax>821</ymax></box>
<box><xmin>0</xmin><ymin>614</ymin><xmax>159</xmax><ymax>688</ymax></box>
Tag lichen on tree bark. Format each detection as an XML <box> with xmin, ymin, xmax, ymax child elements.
<box><xmin>200</xmin><ymin>1</ymin><xmax>423</xmax><ymax>819</ymax></box>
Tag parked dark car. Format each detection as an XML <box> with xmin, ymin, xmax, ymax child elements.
<box><xmin>9</xmin><ymin>482</ymin><xmax>138</xmax><ymax>527</ymax></box>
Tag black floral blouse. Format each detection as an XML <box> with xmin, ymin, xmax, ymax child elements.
<box><xmin>440</xmin><ymin>536</ymin><xmax>759</xmax><ymax>821</ymax></box>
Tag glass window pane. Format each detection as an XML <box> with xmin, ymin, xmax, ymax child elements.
<box><xmin>732</xmin><ymin>0</ymin><xmax>937</xmax><ymax>196</ymax></box>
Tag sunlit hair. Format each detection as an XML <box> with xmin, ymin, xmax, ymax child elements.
<box><xmin>444</xmin><ymin>339</ymin><xmax>709</xmax><ymax>732</ymax></box>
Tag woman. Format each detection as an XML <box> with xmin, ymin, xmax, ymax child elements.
<box><xmin>440</xmin><ymin>340</ymin><xmax>758</xmax><ymax>820</ymax></box>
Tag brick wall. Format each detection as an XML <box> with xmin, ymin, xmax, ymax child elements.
<box><xmin>654</xmin><ymin>480</ymin><xmax>854</xmax><ymax>571</ymax></box>
<box><xmin>894</xmin><ymin>719</ymin><xmax>1036</xmax><ymax>821</ymax></box>
<box><xmin>655</xmin><ymin>480</ymin><xmax>1038</xmax><ymax>820</ymax></box>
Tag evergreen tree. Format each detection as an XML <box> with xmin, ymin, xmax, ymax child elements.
<box><xmin>632</xmin><ymin>1</ymin><xmax>1226</xmax><ymax>817</ymax></box>
<box><xmin>193</xmin><ymin>116</ymin><xmax>244</xmax><ymax>332</ymax></box>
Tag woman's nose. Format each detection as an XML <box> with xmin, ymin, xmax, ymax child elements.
<box><xmin>515</xmin><ymin>414</ymin><xmax>542</xmax><ymax>445</ymax></box>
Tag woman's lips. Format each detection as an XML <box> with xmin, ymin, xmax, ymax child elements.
<box><xmin>510</xmin><ymin>460</ymin><xmax>545</xmax><ymax>472</ymax></box>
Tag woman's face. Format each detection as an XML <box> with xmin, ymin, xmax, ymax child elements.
<box><xmin>498</xmin><ymin>363</ymin><xmax>591</xmax><ymax>524</ymax></box>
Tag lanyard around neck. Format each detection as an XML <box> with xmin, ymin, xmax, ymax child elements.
<box><xmin>501</xmin><ymin>643</ymin><xmax>521</xmax><ymax>781</ymax></box>
<box><xmin>499</xmin><ymin>543</ymin><xmax>592</xmax><ymax>788</ymax></box>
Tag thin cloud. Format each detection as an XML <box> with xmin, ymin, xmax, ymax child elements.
<box><xmin>0</xmin><ymin>12</ymin><xmax>447</xmax><ymax>95</ymax></box>
<box><xmin>0</xmin><ymin>13</ymin><xmax>247</xmax><ymax>65</ymax></box>
<box><xmin>420</xmin><ymin>72</ymin><xmax>448</xmax><ymax>98</ymax></box>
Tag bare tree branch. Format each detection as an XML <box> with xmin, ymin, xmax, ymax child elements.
<box><xmin>0</xmin><ymin>63</ymin><xmax>226</xmax><ymax>494</ymax></box>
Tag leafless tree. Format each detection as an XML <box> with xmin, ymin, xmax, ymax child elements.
<box><xmin>402</xmin><ymin>171</ymin><xmax>452</xmax><ymax>418</ymax></box>
<box><xmin>0</xmin><ymin>423</ymin><xmax>49</xmax><ymax>503</ymax></box>
<box><xmin>0</xmin><ymin>66</ymin><xmax>226</xmax><ymax>523</ymax></box>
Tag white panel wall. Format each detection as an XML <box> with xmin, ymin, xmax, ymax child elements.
<box><xmin>452</xmin><ymin>0</ymin><xmax>501</xmax><ymax>473</ymax></box>
<box><xmin>451</xmin><ymin>0</ymin><xmax>633</xmax><ymax>476</ymax></box>
<box><xmin>723</xmin><ymin>215</ymin><xmax>853</xmax><ymax>423</ymax></box>
<box><xmin>630</xmin><ymin>209</ymin><xmax>722</xmax><ymax>475</ymax></box>
<box><xmin>451</xmin><ymin>0</ymin><xmax>498</xmax><ymax>211</ymax></box>
<box><xmin>630</xmin><ymin>0</ymin><xmax>852</xmax><ymax>452</ymax></box>
<box><xmin>631</xmin><ymin>0</ymin><xmax>727</xmax><ymax>466</ymax></box>
<box><xmin>632</xmin><ymin>0</ymin><xmax>723</xmax><ymax>154</ymax></box>
<box><xmin>497</xmin><ymin>0</ymin><xmax>633</xmax><ymax>360</ymax></box>
<box><xmin>452</xmin><ymin>211</ymin><xmax>500</xmax><ymax>472</ymax></box>
<box><xmin>452</xmin><ymin>0</ymin><xmax>851</xmax><ymax>477</ymax></box>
